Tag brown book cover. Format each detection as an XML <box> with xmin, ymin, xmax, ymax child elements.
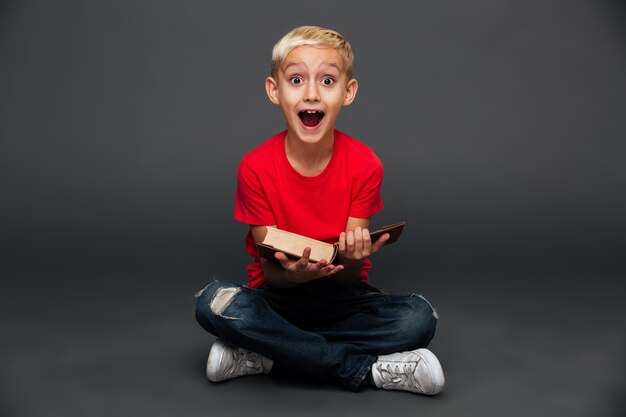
<box><xmin>257</xmin><ymin>222</ymin><xmax>406</xmax><ymax>264</ymax></box>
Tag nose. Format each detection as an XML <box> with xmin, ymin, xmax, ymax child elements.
<box><xmin>304</xmin><ymin>82</ymin><xmax>320</xmax><ymax>102</ymax></box>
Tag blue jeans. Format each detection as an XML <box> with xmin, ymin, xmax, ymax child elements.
<box><xmin>195</xmin><ymin>279</ymin><xmax>438</xmax><ymax>391</ymax></box>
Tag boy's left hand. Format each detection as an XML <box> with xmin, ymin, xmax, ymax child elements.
<box><xmin>337</xmin><ymin>227</ymin><xmax>389</xmax><ymax>264</ymax></box>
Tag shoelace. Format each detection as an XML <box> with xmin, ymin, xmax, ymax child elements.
<box><xmin>227</xmin><ymin>348</ymin><xmax>262</xmax><ymax>377</ymax></box>
<box><xmin>375</xmin><ymin>360</ymin><xmax>423</xmax><ymax>391</ymax></box>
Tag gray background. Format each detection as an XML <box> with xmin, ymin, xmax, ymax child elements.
<box><xmin>1</xmin><ymin>1</ymin><xmax>625</xmax><ymax>416</ymax></box>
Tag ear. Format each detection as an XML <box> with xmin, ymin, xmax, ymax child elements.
<box><xmin>265</xmin><ymin>76</ymin><xmax>280</xmax><ymax>105</ymax></box>
<box><xmin>342</xmin><ymin>78</ymin><xmax>358</xmax><ymax>107</ymax></box>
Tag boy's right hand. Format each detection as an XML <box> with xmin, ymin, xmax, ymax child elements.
<box><xmin>274</xmin><ymin>247</ymin><xmax>345</xmax><ymax>283</ymax></box>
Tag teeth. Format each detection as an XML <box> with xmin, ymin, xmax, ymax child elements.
<box><xmin>298</xmin><ymin>110</ymin><xmax>324</xmax><ymax>127</ymax></box>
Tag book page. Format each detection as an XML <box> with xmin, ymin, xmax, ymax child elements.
<box><xmin>263</xmin><ymin>228</ymin><xmax>336</xmax><ymax>262</ymax></box>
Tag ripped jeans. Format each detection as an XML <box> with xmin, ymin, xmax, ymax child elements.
<box><xmin>195</xmin><ymin>279</ymin><xmax>438</xmax><ymax>391</ymax></box>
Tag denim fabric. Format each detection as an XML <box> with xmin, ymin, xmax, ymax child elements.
<box><xmin>195</xmin><ymin>279</ymin><xmax>438</xmax><ymax>391</ymax></box>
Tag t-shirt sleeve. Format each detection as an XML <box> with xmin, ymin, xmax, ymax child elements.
<box><xmin>349</xmin><ymin>156</ymin><xmax>384</xmax><ymax>218</ymax></box>
<box><xmin>234</xmin><ymin>157</ymin><xmax>276</xmax><ymax>225</ymax></box>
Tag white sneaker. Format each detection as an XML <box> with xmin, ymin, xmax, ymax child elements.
<box><xmin>206</xmin><ymin>338</ymin><xmax>273</xmax><ymax>382</ymax></box>
<box><xmin>371</xmin><ymin>348</ymin><xmax>445</xmax><ymax>395</ymax></box>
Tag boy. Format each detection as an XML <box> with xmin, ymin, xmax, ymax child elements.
<box><xmin>195</xmin><ymin>26</ymin><xmax>444</xmax><ymax>395</ymax></box>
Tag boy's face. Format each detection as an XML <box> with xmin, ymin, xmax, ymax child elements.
<box><xmin>265</xmin><ymin>46</ymin><xmax>358</xmax><ymax>146</ymax></box>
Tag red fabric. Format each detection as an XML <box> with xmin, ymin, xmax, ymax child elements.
<box><xmin>234</xmin><ymin>130</ymin><xmax>384</xmax><ymax>288</ymax></box>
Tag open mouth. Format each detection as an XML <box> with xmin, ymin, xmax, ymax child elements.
<box><xmin>298</xmin><ymin>110</ymin><xmax>324</xmax><ymax>127</ymax></box>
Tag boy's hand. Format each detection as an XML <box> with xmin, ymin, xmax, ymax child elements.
<box><xmin>274</xmin><ymin>247</ymin><xmax>345</xmax><ymax>283</ymax></box>
<box><xmin>337</xmin><ymin>227</ymin><xmax>389</xmax><ymax>264</ymax></box>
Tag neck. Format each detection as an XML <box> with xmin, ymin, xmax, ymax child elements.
<box><xmin>284</xmin><ymin>131</ymin><xmax>334</xmax><ymax>176</ymax></box>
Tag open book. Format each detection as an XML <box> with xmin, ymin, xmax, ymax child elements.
<box><xmin>256</xmin><ymin>222</ymin><xmax>406</xmax><ymax>264</ymax></box>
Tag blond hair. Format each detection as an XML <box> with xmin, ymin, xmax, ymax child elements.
<box><xmin>271</xmin><ymin>26</ymin><xmax>354</xmax><ymax>79</ymax></box>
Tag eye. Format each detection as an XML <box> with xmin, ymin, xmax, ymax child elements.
<box><xmin>322</xmin><ymin>77</ymin><xmax>334</xmax><ymax>85</ymax></box>
<box><xmin>290</xmin><ymin>76</ymin><xmax>303</xmax><ymax>85</ymax></box>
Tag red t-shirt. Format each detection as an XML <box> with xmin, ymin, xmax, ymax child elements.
<box><xmin>234</xmin><ymin>129</ymin><xmax>384</xmax><ymax>288</ymax></box>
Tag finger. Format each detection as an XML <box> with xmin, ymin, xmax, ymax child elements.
<box><xmin>320</xmin><ymin>263</ymin><xmax>334</xmax><ymax>274</ymax></box>
<box><xmin>298</xmin><ymin>247</ymin><xmax>311</xmax><ymax>269</ymax></box>
<box><xmin>323</xmin><ymin>266</ymin><xmax>336</xmax><ymax>276</ymax></box>
<box><xmin>338</xmin><ymin>232</ymin><xmax>346</xmax><ymax>252</ymax></box>
<box><xmin>326</xmin><ymin>264</ymin><xmax>344</xmax><ymax>276</ymax></box>
<box><xmin>274</xmin><ymin>252</ymin><xmax>291</xmax><ymax>269</ymax></box>
<box><xmin>354</xmin><ymin>227</ymin><xmax>363</xmax><ymax>250</ymax></box>
<box><xmin>371</xmin><ymin>232</ymin><xmax>390</xmax><ymax>252</ymax></box>
<box><xmin>346</xmin><ymin>230</ymin><xmax>355</xmax><ymax>253</ymax></box>
<box><xmin>314</xmin><ymin>259</ymin><xmax>328</xmax><ymax>271</ymax></box>
<box><xmin>362</xmin><ymin>228</ymin><xmax>372</xmax><ymax>250</ymax></box>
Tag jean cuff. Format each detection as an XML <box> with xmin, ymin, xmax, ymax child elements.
<box><xmin>348</xmin><ymin>355</ymin><xmax>377</xmax><ymax>391</ymax></box>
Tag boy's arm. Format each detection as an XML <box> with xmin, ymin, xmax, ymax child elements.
<box><xmin>333</xmin><ymin>217</ymin><xmax>390</xmax><ymax>286</ymax></box>
<box><xmin>250</xmin><ymin>225</ymin><xmax>345</xmax><ymax>289</ymax></box>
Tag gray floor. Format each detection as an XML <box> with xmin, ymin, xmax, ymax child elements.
<box><xmin>2</xmin><ymin>263</ymin><xmax>624</xmax><ymax>417</ymax></box>
<box><xmin>2</xmin><ymin>1</ymin><xmax>625</xmax><ymax>415</ymax></box>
